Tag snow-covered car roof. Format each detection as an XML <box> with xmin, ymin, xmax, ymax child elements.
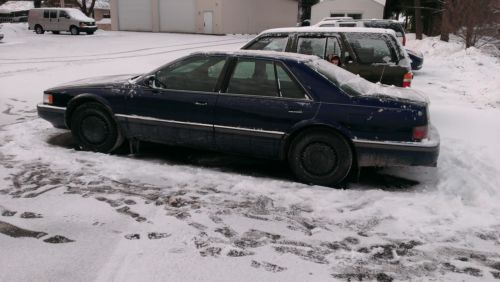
<box><xmin>193</xmin><ymin>50</ymin><xmax>320</xmax><ymax>62</ymax></box>
<box><xmin>259</xmin><ymin>26</ymin><xmax>397</xmax><ymax>36</ymax></box>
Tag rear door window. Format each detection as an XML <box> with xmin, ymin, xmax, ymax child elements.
<box><xmin>275</xmin><ymin>64</ymin><xmax>307</xmax><ymax>99</ymax></box>
<box><xmin>227</xmin><ymin>59</ymin><xmax>278</xmax><ymax>97</ymax></box>
<box><xmin>297</xmin><ymin>37</ymin><xmax>327</xmax><ymax>58</ymax></box>
<box><xmin>325</xmin><ymin>37</ymin><xmax>342</xmax><ymax>58</ymax></box>
<box><xmin>246</xmin><ymin>36</ymin><xmax>288</xmax><ymax>52</ymax></box>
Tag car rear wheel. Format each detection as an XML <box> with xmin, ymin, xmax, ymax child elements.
<box><xmin>70</xmin><ymin>102</ymin><xmax>124</xmax><ymax>153</ymax></box>
<box><xmin>70</xmin><ymin>26</ymin><xmax>79</xmax><ymax>35</ymax></box>
<box><xmin>35</xmin><ymin>25</ymin><xmax>44</xmax><ymax>34</ymax></box>
<box><xmin>288</xmin><ymin>130</ymin><xmax>353</xmax><ymax>187</ymax></box>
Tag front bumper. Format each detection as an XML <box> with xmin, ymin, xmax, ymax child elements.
<box><xmin>79</xmin><ymin>26</ymin><xmax>98</xmax><ymax>33</ymax></box>
<box><xmin>37</xmin><ymin>104</ymin><xmax>67</xmax><ymax>129</ymax></box>
<box><xmin>353</xmin><ymin>125</ymin><xmax>440</xmax><ymax>167</ymax></box>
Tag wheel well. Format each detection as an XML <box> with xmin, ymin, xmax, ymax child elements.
<box><xmin>65</xmin><ymin>98</ymin><xmax>112</xmax><ymax>128</ymax></box>
<box><xmin>283</xmin><ymin>125</ymin><xmax>358</xmax><ymax>170</ymax></box>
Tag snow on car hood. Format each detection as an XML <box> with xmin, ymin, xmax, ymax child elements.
<box><xmin>55</xmin><ymin>74</ymin><xmax>138</xmax><ymax>88</ymax></box>
<box><xmin>307</xmin><ymin>59</ymin><xmax>428</xmax><ymax>104</ymax></box>
<box><xmin>67</xmin><ymin>9</ymin><xmax>95</xmax><ymax>22</ymax></box>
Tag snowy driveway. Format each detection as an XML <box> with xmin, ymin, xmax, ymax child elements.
<box><xmin>1</xmin><ymin>24</ymin><xmax>500</xmax><ymax>281</ymax></box>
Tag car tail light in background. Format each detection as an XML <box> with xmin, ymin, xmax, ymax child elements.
<box><xmin>413</xmin><ymin>125</ymin><xmax>428</xmax><ymax>141</ymax></box>
<box><xmin>43</xmin><ymin>93</ymin><xmax>53</xmax><ymax>105</ymax></box>
<box><xmin>403</xmin><ymin>72</ymin><xmax>413</xmax><ymax>88</ymax></box>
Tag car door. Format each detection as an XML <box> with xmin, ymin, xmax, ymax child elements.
<box><xmin>123</xmin><ymin>55</ymin><xmax>227</xmax><ymax>148</ymax></box>
<box><xmin>214</xmin><ymin>57</ymin><xmax>318</xmax><ymax>159</ymax></box>
<box><xmin>57</xmin><ymin>10</ymin><xmax>71</xmax><ymax>31</ymax></box>
<box><xmin>48</xmin><ymin>10</ymin><xmax>58</xmax><ymax>31</ymax></box>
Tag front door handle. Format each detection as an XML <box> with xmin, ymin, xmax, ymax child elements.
<box><xmin>288</xmin><ymin>109</ymin><xmax>303</xmax><ymax>114</ymax></box>
<box><xmin>195</xmin><ymin>101</ymin><xmax>208</xmax><ymax>106</ymax></box>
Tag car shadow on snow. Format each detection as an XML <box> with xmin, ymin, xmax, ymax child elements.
<box><xmin>47</xmin><ymin>132</ymin><xmax>420</xmax><ymax>191</ymax></box>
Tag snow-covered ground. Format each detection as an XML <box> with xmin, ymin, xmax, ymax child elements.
<box><xmin>0</xmin><ymin>23</ymin><xmax>499</xmax><ymax>281</ymax></box>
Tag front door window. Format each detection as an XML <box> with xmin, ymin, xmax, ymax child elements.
<box><xmin>154</xmin><ymin>56</ymin><xmax>226</xmax><ymax>92</ymax></box>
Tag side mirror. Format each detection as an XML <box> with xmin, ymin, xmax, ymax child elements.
<box><xmin>143</xmin><ymin>75</ymin><xmax>156</xmax><ymax>88</ymax></box>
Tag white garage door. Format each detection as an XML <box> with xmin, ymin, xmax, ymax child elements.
<box><xmin>159</xmin><ymin>0</ymin><xmax>196</xmax><ymax>33</ymax></box>
<box><xmin>118</xmin><ymin>0</ymin><xmax>153</xmax><ymax>31</ymax></box>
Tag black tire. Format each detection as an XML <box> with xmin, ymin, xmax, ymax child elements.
<box><xmin>70</xmin><ymin>102</ymin><xmax>124</xmax><ymax>153</ymax></box>
<box><xmin>70</xmin><ymin>26</ymin><xmax>79</xmax><ymax>35</ymax></box>
<box><xmin>35</xmin><ymin>25</ymin><xmax>44</xmax><ymax>34</ymax></box>
<box><xmin>288</xmin><ymin>130</ymin><xmax>353</xmax><ymax>187</ymax></box>
<box><xmin>86</xmin><ymin>31</ymin><xmax>95</xmax><ymax>35</ymax></box>
<box><xmin>52</xmin><ymin>31</ymin><xmax>60</xmax><ymax>34</ymax></box>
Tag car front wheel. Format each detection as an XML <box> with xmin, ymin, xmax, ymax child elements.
<box><xmin>288</xmin><ymin>130</ymin><xmax>353</xmax><ymax>187</ymax></box>
<box><xmin>70</xmin><ymin>26</ymin><xmax>79</xmax><ymax>35</ymax></box>
<box><xmin>70</xmin><ymin>102</ymin><xmax>124</xmax><ymax>153</ymax></box>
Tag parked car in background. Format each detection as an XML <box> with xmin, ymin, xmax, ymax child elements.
<box><xmin>315</xmin><ymin>20</ymin><xmax>424</xmax><ymax>71</ymax></box>
<box><xmin>405</xmin><ymin>48</ymin><xmax>424</xmax><ymax>71</ymax></box>
<box><xmin>242</xmin><ymin>27</ymin><xmax>413</xmax><ymax>87</ymax></box>
<box><xmin>316</xmin><ymin>19</ymin><xmax>407</xmax><ymax>46</ymax></box>
<box><xmin>28</xmin><ymin>8</ymin><xmax>97</xmax><ymax>35</ymax></box>
<box><xmin>0</xmin><ymin>24</ymin><xmax>3</xmax><ymax>41</ymax></box>
<box><xmin>37</xmin><ymin>51</ymin><xmax>439</xmax><ymax>187</ymax></box>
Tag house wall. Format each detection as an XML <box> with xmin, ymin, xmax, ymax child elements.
<box><xmin>311</xmin><ymin>0</ymin><xmax>384</xmax><ymax>24</ymax></box>
<box><xmin>111</xmin><ymin>0</ymin><xmax>297</xmax><ymax>34</ymax></box>
<box><xmin>219</xmin><ymin>0</ymin><xmax>296</xmax><ymax>34</ymax></box>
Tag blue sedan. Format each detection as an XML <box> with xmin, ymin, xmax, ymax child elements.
<box><xmin>37</xmin><ymin>50</ymin><xmax>439</xmax><ymax>187</ymax></box>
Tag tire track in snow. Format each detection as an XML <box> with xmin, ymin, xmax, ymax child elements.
<box><xmin>0</xmin><ymin>37</ymin><xmax>246</xmax><ymax>61</ymax></box>
<box><xmin>0</xmin><ymin>39</ymin><xmax>248</xmax><ymax>65</ymax></box>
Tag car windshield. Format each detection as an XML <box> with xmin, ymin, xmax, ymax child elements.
<box><xmin>306</xmin><ymin>59</ymin><xmax>427</xmax><ymax>102</ymax></box>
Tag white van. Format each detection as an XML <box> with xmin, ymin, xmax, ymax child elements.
<box><xmin>28</xmin><ymin>8</ymin><xmax>97</xmax><ymax>35</ymax></box>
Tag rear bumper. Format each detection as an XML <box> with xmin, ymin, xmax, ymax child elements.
<box><xmin>353</xmin><ymin>125</ymin><xmax>440</xmax><ymax>167</ymax></box>
<box><xmin>37</xmin><ymin>104</ymin><xmax>67</xmax><ymax>129</ymax></box>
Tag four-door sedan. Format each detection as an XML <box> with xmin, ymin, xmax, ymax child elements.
<box><xmin>37</xmin><ymin>50</ymin><xmax>439</xmax><ymax>187</ymax></box>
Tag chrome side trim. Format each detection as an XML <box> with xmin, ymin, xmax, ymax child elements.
<box><xmin>115</xmin><ymin>114</ymin><xmax>285</xmax><ymax>137</ymax></box>
<box><xmin>214</xmin><ymin>125</ymin><xmax>284</xmax><ymax>136</ymax></box>
<box><xmin>353</xmin><ymin>138</ymin><xmax>439</xmax><ymax>149</ymax></box>
<box><xmin>37</xmin><ymin>104</ymin><xmax>66</xmax><ymax>112</ymax></box>
<box><xmin>115</xmin><ymin>114</ymin><xmax>212</xmax><ymax>129</ymax></box>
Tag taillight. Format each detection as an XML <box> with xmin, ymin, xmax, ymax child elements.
<box><xmin>413</xmin><ymin>125</ymin><xmax>428</xmax><ymax>141</ymax></box>
<box><xmin>403</xmin><ymin>72</ymin><xmax>413</xmax><ymax>88</ymax></box>
<box><xmin>43</xmin><ymin>93</ymin><xmax>53</xmax><ymax>105</ymax></box>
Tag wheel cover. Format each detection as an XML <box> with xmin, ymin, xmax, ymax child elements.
<box><xmin>300</xmin><ymin>142</ymin><xmax>338</xmax><ymax>176</ymax></box>
<box><xmin>80</xmin><ymin>115</ymin><xmax>109</xmax><ymax>145</ymax></box>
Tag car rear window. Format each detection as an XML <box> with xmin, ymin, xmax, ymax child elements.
<box><xmin>343</xmin><ymin>32</ymin><xmax>397</xmax><ymax>64</ymax></box>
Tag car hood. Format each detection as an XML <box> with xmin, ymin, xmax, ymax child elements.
<box><xmin>49</xmin><ymin>74</ymin><xmax>140</xmax><ymax>90</ymax></box>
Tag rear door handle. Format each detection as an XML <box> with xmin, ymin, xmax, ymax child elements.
<box><xmin>195</xmin><ymin>101</ymin><xmax>208</xmax><ymax>106</ymax></box>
